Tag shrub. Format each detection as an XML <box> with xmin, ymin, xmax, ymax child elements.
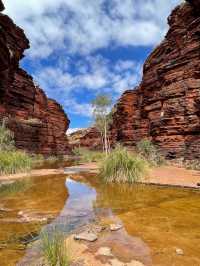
<box><xmin>0</xmin><ymin>119</ymin><xmax>15</xmax><ymax>152</ymax></box>
<box><xmin>100</xmin><ymin>145</ymin><xmax>148</xmax><ymax>183</ymax></box>
<box><xmin>72</xmin><ymin>147</ymin><xmax>103</xmax><ymax>162</ymax></box>
<box><xmin>136</xmin><ymin>139</ymin><xmax>165</xmax><ymax>166</ymax></box>
<box><xmin>46</xmin><ymin>155</ymin><xmax>59</xmax><ymax>162</ymax></box>
<box><xmin>32</xmin><ymin>154</ymin><xmax>45</xmax><ymax>162</ymax></box>
<box><xmin>185</xmin><ymin>160</ymin><xmax>200</xmax><ymax>170</ymax></box>
<box><xmin>0</xmin><ymin>150</ymin><xmax>33</xmax><ymax>175</ymax></box>
<box><xmin>41</xmin><ymin>228</ymin><xmax>70</xmax><ymax>266</ymax></box>
<box><xmin>72</xmin><ymin>146</ymin><xmax>83</xmax><ymax>156</ymax></box>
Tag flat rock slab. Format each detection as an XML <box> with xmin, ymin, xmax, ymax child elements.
<box><xmin>74</xmin><ymin>232</ymin><xmax>98</xmax><ymax>242</ymax></box>
<box><xmin>96</xmin><ymin>247</ymin><xmax>113</xmax><ymax>257</ymax></box>
<box><xmin>110</xmin><ymin>224</ymin><xmax>123</xmax><ymax>231</ymax></box>
<box><xmin>108</xmin><ymin>258</ymin><xmax>145</xmax><ymax>266</ymax></box>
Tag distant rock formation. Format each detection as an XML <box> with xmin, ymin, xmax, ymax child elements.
<box><xmin>0</xmin><ymin>1</ymin><xmax>70</xmax><ymax>155</ymax></box>
<box><xmin>110</xmin><ymin>0</ymin><xmax>200</xmax><ymax>160</ymax></box>
<box><xmin>68</xmin><ymin>127</ymin><xmax>102</xmax><ymax>150</ymax></box>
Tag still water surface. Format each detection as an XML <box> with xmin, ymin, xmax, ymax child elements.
<box><xmin>0</xmin><ymin>172</ymin><xmax>200</xmax><ymax>265</ymax></box>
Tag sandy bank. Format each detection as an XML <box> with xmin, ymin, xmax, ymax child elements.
<box><xmin>146</xmin><ymin>166</ymin><xmax>200</xmax><ymax>189</ymax></box>
<box><xmin>1</xmin><ymin>162</ymin><xmax>200</xmax><ymax>189</ymax></box>
<box><xmin>0</xmin><ymin>168</ymin><xmax>64</xmax><ymax>182</ymax></box>
<box><xmin>66</xmin><ymin>163</ymin><xmax>200</xmax><ymax>189</ymax></box>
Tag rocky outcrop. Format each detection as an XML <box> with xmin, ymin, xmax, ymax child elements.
<box><xmin>111</xmin><ymin>1</ymin><xmax>200</xmax><ymax>160</ymax></box>
<box><xmin>68</xmin><ymin>127</ymin><xmax>102</xmax><ymax>150</ymax></box>
<box><xmin>0</xmin><ymin>2</ymin><xmax>70</xmax><ymax>155</ymax></box>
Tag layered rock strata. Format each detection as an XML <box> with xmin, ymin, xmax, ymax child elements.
<box><xmin>110</xmin><ymin>1</ymin><xmax>200</xmax><ymax>160</ymax></box>
<box><xmin>68</xmin><ymin>127</ymin><xmax>102</xmax><ymax>150</ymax></box>
<box><xmin>0</xmin><ymin>2</ymin><xmax>70</xmax><ymax>155</ymax></box>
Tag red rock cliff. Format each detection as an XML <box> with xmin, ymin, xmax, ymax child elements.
<box><xmin>111</xmin><ymin>1</ymin><xmax>200</xmax><ymax>160</ymax></box>
<box><xmin>0</xmin><ymin>2</ymin><xmax>70</xmax><ymax>155</ymax></box>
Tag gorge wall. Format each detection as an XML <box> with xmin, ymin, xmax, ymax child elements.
<box><xmin>0</xmin><ymin>0</ymin><xmax>70</xmax><ymax>155</ymax></box>
<box><xmin>68</xmin><ymin>127</ymin><xmax>102</xmax><ymax>150</ymax></box>
<box><xmin>110</xmin><ymin>0</ymin><xmax>200</xmax><ymax>160</ymax></box>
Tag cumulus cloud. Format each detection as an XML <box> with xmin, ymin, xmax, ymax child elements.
<box><xmin>3</xmin><ymin>0</ymin><xmax>181</xmax><ymax>58</ymax></box>
<box><xmin>2</xmin><ymin>0</ymin><xmax>181</xmax><ymax>123</ymax></box>
<box><xmin>33</xmin><ymin>55</ymin><xmax>142</xmax><ymax>117</ymax></box>
<box><xmin>67</xmin><ymin>128</ymin><xmax>85</xmax><ymax>135</ymax></box>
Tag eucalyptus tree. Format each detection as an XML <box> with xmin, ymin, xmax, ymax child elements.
<box><xmin>91</xmin><ymin>94</ymin><xmax>113</xmax><ymax>155</ymax></box>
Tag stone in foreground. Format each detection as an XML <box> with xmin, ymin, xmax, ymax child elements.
<box><xmin>74</xmin><ymin>232</ymin><xmax>98</xmax><ymax>242</ymax></box>
<box><xmin>110</xmin><ymin>223</ymin><xmax>123</xmax><ymax>231</ymax></box>
<box><xmin>176</xmin><ymin>248</ymin><xmax>184</xmax><ymax>256</ymax></box>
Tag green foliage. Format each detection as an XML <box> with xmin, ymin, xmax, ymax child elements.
<box><xmin>185</xmin><ymin>160</ymin><xmax>200</xmax><ymax>170</ymax></box>
<box><xmin>0</xmin><ymin>150</ymin><xmax>33</xmax><ymax>175</ymax></box>
<box><xmin>0</xmin><ymin>119</ymin><xmax>15</xmax><ymax>152</ymax></box>
<box><xmin>32</xmin><ymin>154</ymin><xmax>45</xmax><ymax>162</ymax></box>
<box><xmin>72</xmin><ymin>146</ymin><xmax>82</xmax><ymax>156</ymax></box>
<box><xmin>0</xmin><ymin>178</ymin><xmax>33</xmax><ymax>198</ymax></box>
<box><xmin>73</xmin><ymin>147</ymin><xmax>103</xmax><ymax>162</ymax></box>
<box><xmin>46</xmin><ymin>155</ymin><xmax>59</xmax><ymax>162</ymax></box>
<box><xmin>91</xmin><ymin>94</ymin><xmax>112</xmax><ymax>154</ymax></box>
<box><xmin>100</xmin><ymin>144</ymin><xmax>148</xmax><ymax>183</ymax></box>
<box><xmin>136</xmin><ymin>139</ymin><xmax>165</xmax><ymax>166</ymax></box>
<box><xmin>41</xmin><ymin>228</ymin><xmax>70</xmax><ymax>266</ymax></box>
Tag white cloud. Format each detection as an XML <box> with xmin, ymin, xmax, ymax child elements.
<box><xmin>3</xmin><ymin>0</ymin><xmax>181</xmax><ymax>58</ymax></box>
<box><xmin>64</xmin><ymin>99</ymin><xmax>94</xmax><ymax>118</ymax></box>
<box><xmin>33</xmin><ymin>55</ymin><xmax>143</xmax><ymax>116</ymax></box>
<box><xmin>67</xmin><ymin>128</ymin><xmax>85</xmax><ymax>135</ymax></box>
<box><xmin>2</xmin><ymin>0</ymin><xmax>182</xmax><ymax>123</ymax></box>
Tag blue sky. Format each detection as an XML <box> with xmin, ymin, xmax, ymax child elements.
<box><xmin>3</xmin><ymin>0</ymin><xmax>181</xmax><ymax>132</ymax></box>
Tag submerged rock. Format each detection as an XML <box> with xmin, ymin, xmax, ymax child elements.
<box><xmin>74</xmin><ymin>232</ymin><xmax>98</xmax><ymax>242</ymax></box>
<box><xmin>110</xmin><ymin>223</ymin><xmax>123</xmax><ymax>231</ymax></box>
<box><xmin>176</xmin><ymin>248</ymin><xmax>184</xmax><ymax>255</ymax></box>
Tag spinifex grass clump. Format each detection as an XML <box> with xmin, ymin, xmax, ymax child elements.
<box><xmin>0</xmin><ymin>178</ymin><xmax>32</xmax><ymax>198</ymax></box>
<box><xmin>0</xmin><ymin>119</ymin><xmax>33</xmax><ymax>175</ymax></box>
<box><xmin>41</xmin><ymin>228</ymin><xmax>70</xmax><ymax>266</ymax></box>
<box><xmin>136</xmin><ymin>139</ymin><xmax>165</xmax><ymax>166</ymax></box>
<box><xmin>0</xmin><ymin>150</ymin><xmax>33</xmax><ymax>175</ymax></box>
<box><xmin>100</xmin><ymin>145</ymin><xmax>148</xmax><ymax>183</ymax></box>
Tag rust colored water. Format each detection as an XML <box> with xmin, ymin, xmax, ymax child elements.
<box><xmin>1</xmin><ymin>172</ymin><xmax>200</xmax><ymax>266</ymax></box>
<box><xmin>0</xmin><ymin>174</ymin><xmax>68</xmax><ymax>266</ymax></box>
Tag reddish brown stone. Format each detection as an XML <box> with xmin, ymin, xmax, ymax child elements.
<box><xmin>111</xmin><ymin>1</ymin><xmax>200</xmax><ymax>160</ymax></box>
<box><xmin>68</xmin><ymin>127</ymin><xmax>102</xmax><ymax>150</ymax></box>
<box><xmin>0</xmin><ymin>3</ymin><xmax>70</xmax><ymax>155</ymax></box>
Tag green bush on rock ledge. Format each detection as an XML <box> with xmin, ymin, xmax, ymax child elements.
<box><xmin>136</xmin><ymin>139</ymin><xmax>165</xmax><ymax>166</ymax></box>
<box><xmin>100</xmin><ymin>145</ymin><xmax>148</xmax><ymax>183</ymax></box>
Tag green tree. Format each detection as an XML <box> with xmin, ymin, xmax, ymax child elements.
<box><xmin>91</xmin><ymin>94</ymin><xmax>112</xmax><ymax>155</ymax></box>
